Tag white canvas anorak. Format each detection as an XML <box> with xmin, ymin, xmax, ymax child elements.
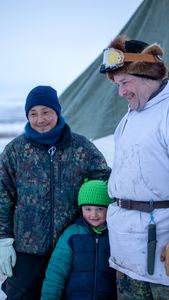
<box><xmin>107</xmin><ymin>81</ymin><xmax>169</xmax><ymax>285</ymax></box>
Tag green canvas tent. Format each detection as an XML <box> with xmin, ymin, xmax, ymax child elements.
<box><xmin>59</xmin><ymin>0</ymin><xmax>169</xmax><ymax>141</ymax></box>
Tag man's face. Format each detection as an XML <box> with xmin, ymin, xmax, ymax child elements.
<box><xmin>114</xmin><ymin>73</ymin><xmax>152</xmax><ymax>111</ymax></box>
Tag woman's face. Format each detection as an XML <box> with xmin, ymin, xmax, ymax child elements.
<box><xmin>28</xmin><ymin>105</ymin><xmax>58</xmax><ymax>133</ymax></box>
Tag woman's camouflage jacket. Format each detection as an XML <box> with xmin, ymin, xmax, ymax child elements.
<box><xmin>0</xmin><ymin>130</ymin><xmax>111</xmax><ymax>255</ymax></box>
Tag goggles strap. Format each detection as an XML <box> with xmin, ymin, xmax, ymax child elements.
<box><xmin>124</xmin><ymin>53</ymin><xmax>159</xmax><ymax>63</ymax></box>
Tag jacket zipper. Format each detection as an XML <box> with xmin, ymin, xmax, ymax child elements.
<box><xmin>48</xmin><ymin>146</ymin><xmax>56</xmax><ymax>251</ymax></box>
<box><xmin>93</xmin><ymin>235</ymin><xmax>99</xmax><ymax>300</ymax></box>
<box><xmin>121</xmin><ymin>109</ymin><xmax>131</xmax><ymax>135</ymax></box>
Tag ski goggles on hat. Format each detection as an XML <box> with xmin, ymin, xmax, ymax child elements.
<box><xmin>100</xmin><ymin>48</ymin><xmax>159</xmax><ymax>73</ymax></box>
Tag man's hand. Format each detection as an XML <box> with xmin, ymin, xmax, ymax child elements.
<box><xmin>0</xmin><ymin>238</ymin><xmax>16</xmax><ymax>277</ymax></box>
<box><xmin>160</xmin><ymin>243</ymin><xmax>169</xmax><ymax>276</ymax></box>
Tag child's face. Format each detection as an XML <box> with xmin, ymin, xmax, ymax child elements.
<box><xmin>81</xmin><ymin>205</ymin><xmax>107</xmax><ymax>227</ymax></box>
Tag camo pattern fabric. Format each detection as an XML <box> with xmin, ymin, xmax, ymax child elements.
<box><xmin>0</xmin><ymin>132</ymin><xmax>110</xmax><ymax>255</ymax></box>
<box><xmin>116</xmin><ymin>271</ymin><xmax>169</xmax><ymax>300</ymax></box>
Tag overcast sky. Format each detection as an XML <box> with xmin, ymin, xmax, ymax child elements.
<box><xmin>1</xmin><ymin>0</ymin><xmax>142</xmax><ymax>101</ymax></box>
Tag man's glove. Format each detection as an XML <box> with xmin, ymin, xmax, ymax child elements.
<box><xmin>0</xmin><ymin>238</ymin><xmax>16</xmax><ymax>277</ymax></box>
<box><xmin>160</xmin><ymin>242</ymin><xmax>169</xmax><ymax>276</ymax></box>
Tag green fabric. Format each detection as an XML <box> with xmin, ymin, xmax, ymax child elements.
<box><xmin>59</xmin><ymin>0</ymin><xmax>169</xmax><ymax>140</ymax></box>
<box><xmin>91</xmin><ymin>224</ymin><xmax>107</xmax><ymax>234</ymax></box>
<box><xmin>78</xmin><ymin>179</ymin><xmax>112</xmax><ymax>207</ymax></box>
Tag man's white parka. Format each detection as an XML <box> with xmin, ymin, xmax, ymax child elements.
<box><xmin>107</xmin><ymin>81</ymin><xmax>169</xmax><ymax>285</ymax></box>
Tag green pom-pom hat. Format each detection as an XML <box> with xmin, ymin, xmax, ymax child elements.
<box><xmin>78</xmin><ymin>179</ymin><xmax>112</xmax><ymax>207</ymax></box>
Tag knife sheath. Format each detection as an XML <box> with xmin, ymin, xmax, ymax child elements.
<box><xmin>147</xmin><ymin>223</ymin><xmax>156</xmax><ymax>275</ymax></box>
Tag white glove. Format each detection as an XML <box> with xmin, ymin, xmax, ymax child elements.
<box><xmin>0</xmin><ymin>238</ymin><xmax>16</xmax><ymax>277</ymax></box>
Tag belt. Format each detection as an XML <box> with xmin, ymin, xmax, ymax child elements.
<box><xmin>117</xmin><ymin>199</ymin><xmax>169</xmax><ymax>213</ymax></box>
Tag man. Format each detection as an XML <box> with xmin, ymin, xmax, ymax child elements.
<box><xmin>100</xmin><ymin>35</ymin><xmax>169</xmax><ymax>299</ymax></box>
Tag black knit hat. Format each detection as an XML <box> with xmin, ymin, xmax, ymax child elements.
<box><xmin>25</xmin><ymin>85</ymin><xmax>61</xmax><ymax>118</ymax></box>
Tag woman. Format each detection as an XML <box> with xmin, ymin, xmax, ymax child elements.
<box><xmin>0</xmin><ymin>85</ymin><xmax>110</xmax><ymax>300</ymax></box>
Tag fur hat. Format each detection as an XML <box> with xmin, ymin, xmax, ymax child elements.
<box><xmin>25</xmin><ymin>85</ymin><xmax>61</xmax><ymax>118</ymax></box>
<box><xmin>78</xmin><ymin>179</ymin><xmax>112</xmax><ymax>207</ymax></box>
<box><xmin>100</xmin><ymin>35</ymin><xmax>168</xmax><ymax>81</ymax></box>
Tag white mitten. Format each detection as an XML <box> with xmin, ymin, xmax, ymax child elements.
<box><xmin>0</xmin><ymin>238</ymin><xmax>16</xmax><ymax>277</ymax></box>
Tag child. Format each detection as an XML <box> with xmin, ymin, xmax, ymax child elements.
<box><xmin>41</xmin><ymin>179</ymin><xmax>117</xmax><ymax>300</ymax></box>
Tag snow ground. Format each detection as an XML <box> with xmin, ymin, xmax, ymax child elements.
<box><xmin>92</xmin><ymin>134</ymin><xmax>114</xmax><ymax>167</ymax></box>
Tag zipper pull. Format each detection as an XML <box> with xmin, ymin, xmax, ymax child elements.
<box><xmin>48</xmin><ymin>146</ymin><xmax>56</xmax><ymax>161</ymax></box>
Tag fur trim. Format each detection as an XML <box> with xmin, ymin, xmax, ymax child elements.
<box><xmin>109</xmin><ymin>35</ymin><xmax>127</xmax><ymax>52</ymax></box>
<box><xmin>142</xmin><ymin>43</ymin><xmax>164</xmax><ymax>56</ymax></box>
<box><xmin>107</xmin><ymin>35</ymin><xmax>168</xmax><ymax>81</ymax></box>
